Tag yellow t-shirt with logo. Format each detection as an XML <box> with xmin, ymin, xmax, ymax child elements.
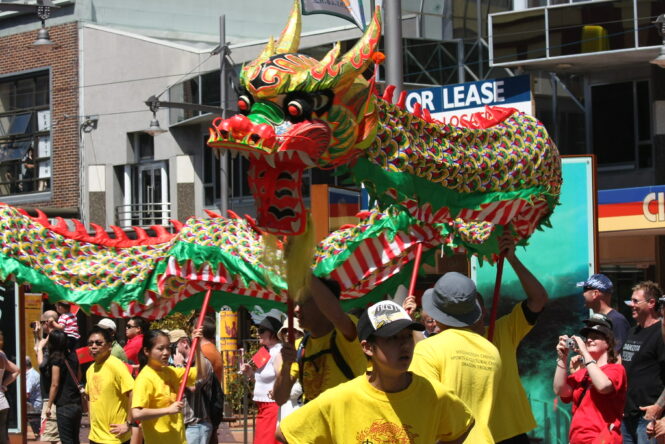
<box><xmin>289</xmin><ymin>316</ymin><xmax>367</xmax><ymax>402</ymax></box>
<box><xmin>487</xmin><ymin>302</ymin><xmax>537</xmax><ymax>442</ymax></box>
<box><xmin>132</xmin><ymin>365</ymin><xmax>197</xmax><ymax>444</ymax></box>
<box><xmin>86</xmin><ymin>355</ymin><xmax>134</xmax><ymax>444</ymax></box>
<box><xmin>280</xmin><ymin>373</ymin><xmax>474</xmax><ymax>443</ymax></box>
<box><xmin>410</xmin><ymin>328</ymin><xmax>501</xmax><ymax>444</ymax></box>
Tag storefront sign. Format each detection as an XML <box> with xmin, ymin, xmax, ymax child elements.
<box><xmin>598</xmin><ymin>185</ymin><xmax>665</xmax><ymax>232</ymax></box>
<box><xmin>405</xmin><ymin>75</ymin><xmax>533</xmax><ymax>124</ymax></box>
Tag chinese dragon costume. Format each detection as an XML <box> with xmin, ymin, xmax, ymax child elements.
<box><xmin>0</xmin><ymin>2</ymin><xmax>561</xmax><ymax>319</ymax></box>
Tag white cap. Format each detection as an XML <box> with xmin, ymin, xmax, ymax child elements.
<box><xmin>97</xmin><ymin>318</ymin><xmax>117</xmax><ymax>331</ymax></box>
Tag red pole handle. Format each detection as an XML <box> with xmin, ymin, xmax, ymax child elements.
<box><xmin>486</xmin><ymin>255</ymin><xmax>505</xmax><ymax>342</ymax></box>
<box><xmin>177</xmin><ymin>287</ymin><xmax>213</xmax><ymax>401</ymax></box>
<box><xmin>406</xmin><ymin>243</ymin><xmax>424</xmax><ymax>314</ymax></box>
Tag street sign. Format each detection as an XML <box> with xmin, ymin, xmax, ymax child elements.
<box><xmin>405</xmin><ymin>75</ymin><xmax>533</xmax><ymax>125</ymax></box>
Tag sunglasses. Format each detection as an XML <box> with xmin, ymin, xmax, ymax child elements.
<box><xmin>125</xmin><ymin>324</ymin><xmax>137</xmax><ymax>329</ymax></box>
<box><xmin>87</xmin><ymin>340</ymin><xmax>105</xmax><ymax>346</ymax></box>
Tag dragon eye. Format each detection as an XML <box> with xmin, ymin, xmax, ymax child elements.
<box><xmin>284</xmin><ymin>96</ymin><xmax>312</xmax><ymax>123</ymax></box>
<box><xmin>238</xmin><ymin>95</ymin><xmax>253</xmax><ymax>114</ymax></box>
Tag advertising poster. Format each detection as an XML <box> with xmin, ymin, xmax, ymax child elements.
<box><xmin>472</xmin><ymin>156</ymin><xmax>596</xmax><ymax>442</ymax></box>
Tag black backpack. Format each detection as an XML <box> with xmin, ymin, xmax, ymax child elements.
<box><xmin>202</xmin><ymin>373</ymin><xmax>224</xmax><ymax>428</ymax></box>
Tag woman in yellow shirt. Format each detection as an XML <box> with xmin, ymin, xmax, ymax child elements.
<box><xmin>131</xmin><ymin>329</ymin><xmax>204</xmax><ymax>444</ymax></box>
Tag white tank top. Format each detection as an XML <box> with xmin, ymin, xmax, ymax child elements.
<box><xmin>253</xmin><ymin>343</ymin><xmax>282</xmax><ymax>403</ymax></box>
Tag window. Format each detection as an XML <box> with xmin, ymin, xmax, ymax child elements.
<box><xmin>115</xmin><ymin>135</ymin><xmax>170</xmax><ymax>227</ymax></box>
<box><xmin>591</xmin><ymin>80</ymin><xmax>651</xmax><ymax>168</ymax></box>
<box><xmin>0</xmin><ymin>72</ymin><xmax>51</xmax><ymax>196</ymax></box>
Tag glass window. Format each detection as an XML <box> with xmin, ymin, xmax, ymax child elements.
<box><xmin>591</xmin><ymin>80</ymin><xmax>651</xmax><ymax>167</ymax></box>
<box><xmin>491</xmin><ymin>10</ymin><xmax>547</xmax><ymax>63</ymax></box>
<box><xmin>0</xmin><ymin>71</ymin><xmax>50</xmax><ymax>195</ymax></box>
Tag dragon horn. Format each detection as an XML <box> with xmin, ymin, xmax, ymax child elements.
<box><xmin>275</xmin><ymin>0</ymin><xmax>302</xmax><ymax>54</ymax></box>
<box><xmin>332</xmin><ymin>7</ymin><xmax>382</xmax><ymax>89</ymax></box>
<box><xmin>257</xmin><ymin>37</ymin><xmax>276</xmax><ymax>63</ymax></box>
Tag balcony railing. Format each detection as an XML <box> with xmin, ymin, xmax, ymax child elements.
<box><xmin>489</xmin><ymin>0</ymin><xmax>665</xmax><ymax>67</ymax></box>
<box><xmin>115</xmin><ymin>202</ymin><xmax>172</xmax><ymax>228</ymax></box>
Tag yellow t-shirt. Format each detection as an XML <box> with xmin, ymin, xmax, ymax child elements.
<box><xmin>86</xmin><ymin>355</ymin><xmax>134</xmax><ymax>444</ymax></box>
<box><xmin>487</xmin><ymin>302</ymin><xmax>537</xmax><ymax>442</ymax></box>
<box><xmin>280</xmin><ymin>373</ymin><xmax>474</xmax><ymax>443</ymax></box>
<box><xmin>289</xmin><ymin>317</ymin><xmax>367</xmax><ymax>402</ymax></box>
<box><xmin>132</xmin><ymin>365</ymin><xmax>197</xmax><ymax>444</ymax></box>
<box><xmin>410</xmin><ymin>328</ymin><xmax>501</xmax><ymax>444</ymax></box>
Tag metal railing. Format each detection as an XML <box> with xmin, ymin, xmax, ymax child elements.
<box><xmin>115</xmin><ymin>202</ymin><xmax>172</xmax><ymax>228</ymax></box>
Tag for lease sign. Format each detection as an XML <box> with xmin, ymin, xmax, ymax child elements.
<box><xmin>405</xmin><ymin>75</ymin><xmax>533</xmax><ymax>125</ymax></box>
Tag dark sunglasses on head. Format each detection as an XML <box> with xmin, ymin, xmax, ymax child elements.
<box><xmin>87</xmin><ymin>340</ymin><xmax>105</xmax><ymax>346</ymax></box>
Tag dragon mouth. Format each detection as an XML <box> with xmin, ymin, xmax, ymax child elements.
<box><xmin>208</xmin><ymin>115</ymin><xmax>331</xmax><ymax>168</ymax></box>
<box><xmin>207</xmin><ymin>115</ymin><xmax>332</xmax><ymax>235</ymax></box>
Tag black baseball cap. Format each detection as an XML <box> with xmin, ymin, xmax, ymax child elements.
<box><xmin>358</xmin><ymin>300</ymin><xmax>424</xmax><ymax>341</ymax></box>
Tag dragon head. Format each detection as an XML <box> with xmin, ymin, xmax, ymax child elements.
<box><xmin>208</xmin><ymin>1</ymin><xmax>381</xmax><ymax>235</ymax></box>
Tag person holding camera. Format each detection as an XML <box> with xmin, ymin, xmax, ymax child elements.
<box><xmin>553</xmin><ymin>315</ymin><xmax>626</xmax><ymax>444</ymax></box>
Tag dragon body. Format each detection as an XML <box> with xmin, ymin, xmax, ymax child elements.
<box><xmin>0</xmin><ymin>2</ymin><xmax>561</xmax><ymax>318</ymax></box>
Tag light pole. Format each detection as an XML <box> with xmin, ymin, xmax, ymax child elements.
<box><xmin>0</xmin><ymin>0</ymin><xmax>58</xmax><ymax>49</ymax></box>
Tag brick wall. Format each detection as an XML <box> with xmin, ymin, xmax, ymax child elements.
<box><xmin>0</xmin><ymin>21</ymin><xmax>79</xmax><ymax>209</ymax></box>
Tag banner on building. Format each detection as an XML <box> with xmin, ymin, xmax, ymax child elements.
<box><xmin>301</xmin><ymin>0</ymin><xmax>366</xmax><ymax>29</ymax></box>
<box><xmin>406</xmin><ymin>75</ymin><xmax>533</xmax><ymax>125</ymax></box>
<box><xmin>598</xmin><ymin>185</ymin><xmax>665</xmax><ymax>232</ymax></box>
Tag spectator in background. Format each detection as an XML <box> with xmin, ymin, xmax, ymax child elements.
<box><xmin>0</xmin><ymin>331</ymin><xmax>19</xmax><ymax>444</ymax></box>
<box><xmin>241</xmin><ymin>316</ymin><xmax>283</xmax><ymax>444</ymax></box>
<box><xmin>52</xmin><ymin>302</ymin><xmax>80</xmax><ymax>351</ymax></box>
<box><xmin>274</xmin><ymin>318</ymin><xmax>305</xmax><ymax>423</ymax></box>
<box><xmin>194</xmin><ymin>315</ymin><xmax>224</xmax><ymax>444</ymax></box>
<box><xmin>34</xmin><ymin>310</ymin><xmax>60</xmax><ymax>444</ymax></box>
<box><xmin>41</xmin><ymin>330</ymin><xmax>82</xmax><ymax>444</ymax></box>
<box><xmin>421</xmin><ymin>311</ymin><xmax>440</xmax><ymax>338</ymax></box>
<box><xmin>169</xmin><ymin>330</ymin><xmax>191</xmax><ymax>367</ymax></box>
<box><xmin>553</xmin><ymin>316</ymin><xmax>626</xmax><ymax>443</ymax></box>
<box><xmin>25</xmin><ymin>356</ymin><xmax>42</xmax><ymax>437</ymax></box>
<box><xmin>578</xmin><ymin>274</ymin><xmax>630</xmax><ymax>352</ymax></box>
<box><xmin>123</xmin><ymin>317</ymin><xmax>148</xmax><ymax>366</ymax></box>
<box><xmin>621</xmin><ymin>281</ymin><xmax>665</xmax><ymax>444</ymax></box>
<box><xmin>97</xmin><ymin>319</ymin><xmax>128</xmax><ymax>363</ymax></box>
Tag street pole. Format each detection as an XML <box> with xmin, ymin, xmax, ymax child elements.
<box><xmin>219</xmin><ymin>15</ymin><xmax>229</xmax><ymax>215</ymax></box>
<box><xmin>384</xmin><ymin>0</ymin><xmax>404</xmax><ymax>94</ymax></box>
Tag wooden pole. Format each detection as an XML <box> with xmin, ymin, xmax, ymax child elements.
<box><xmin>407</xmin><ymin>243</ymin><xmax>424</xmax><ymax>308</ymax></box>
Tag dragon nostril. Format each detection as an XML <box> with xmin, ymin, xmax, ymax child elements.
<box><xmin>250</xmin><ymin>134</ymin><xmax>261</xmax><ymax>144</ymax></box>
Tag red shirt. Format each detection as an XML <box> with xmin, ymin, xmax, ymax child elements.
<box><xmin>123</xmin><ymin>334</ymin><xmax>143</xmax><ymax>365</ymax></box>
<box><xmin>562</xmin><ymin>363</ymin><xmax>627</xmax><ymax>444</ymax></box>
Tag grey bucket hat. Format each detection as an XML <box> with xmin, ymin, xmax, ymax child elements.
<box><xmin>422</xmin><ymin>272</ymin><xmax>482</xmax><ymax>328</ymax></box>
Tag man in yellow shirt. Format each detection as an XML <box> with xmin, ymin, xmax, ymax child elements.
<box><xmin>481</xmin><ymin>233</ymin><xmax>548</xmax><ymax>443</ymax></box>
<box><xmin>273</xmin><ymin>277</ymin><xmax>367</xmax><ymax>405</ymax></box>
<box><xmin>410</xmin><ymin>272</ymin><xmax>502</xmax><ymax>444</ymax></box>
<box><xmin>276</xmin><ymin>300</ymin><xmax>474</xmax><ymax>443</ymax></box>
<box><xmin>85</xmin><ymin>326</ymin><xmax>135</xmax><ymax>444</ymax></box>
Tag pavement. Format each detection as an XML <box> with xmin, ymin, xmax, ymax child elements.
<box><xmin>26</xmin><ymin>414</ymin><xmax>255</xmax><ymax>443</ymax></box>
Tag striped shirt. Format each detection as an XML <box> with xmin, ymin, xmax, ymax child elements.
<box><xmin>58</xmin><ymin>312</ymin><xmax>80</xmax><ymax>339</ymax></box>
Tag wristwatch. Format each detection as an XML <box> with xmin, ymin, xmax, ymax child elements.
<box><xmin>584</xmin><ymin>359</ymin><xmax>597</xmax><ymax>367</ymax></box>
